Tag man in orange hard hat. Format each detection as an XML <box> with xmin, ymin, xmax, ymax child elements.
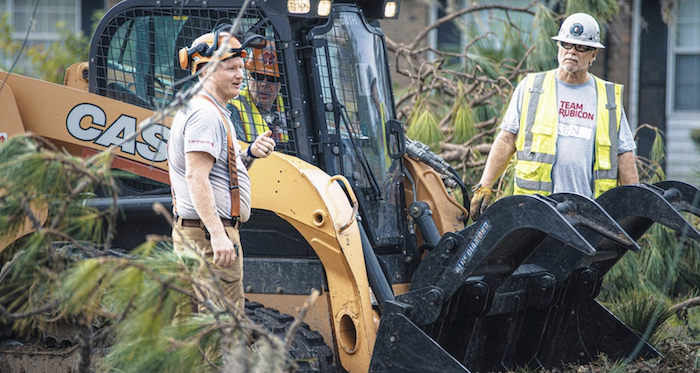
<box><xmin>170</xmin><ymin>29</ymin><xmax>276</xmax><ymax>314</ymax></box>
<box><xmin>229</xmin><ymin>41</ymin><xmax>288</xmax><ymax>142</ymax></box>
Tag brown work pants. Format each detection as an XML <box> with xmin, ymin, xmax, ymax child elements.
<box><xmin>172</xmin><ymin>224</ymin><xmax>245</xmax><ymax>315</ymax></box>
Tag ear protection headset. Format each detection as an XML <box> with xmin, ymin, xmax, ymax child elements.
<box><xmin>178</xmin><ymin>25</ymin><xmax>247</xmax><ymax>75</ymax></box>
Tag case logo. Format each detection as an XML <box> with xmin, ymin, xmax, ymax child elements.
<box><xmin>66</xmin><ymin>103</ymin><xmax>169</xmax><ymax>162</ymax></box>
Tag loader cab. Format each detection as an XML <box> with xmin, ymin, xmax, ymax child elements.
<box><xmin>89</xmin><ymin>1</ymin><xmax>302</xmax><ymax>158</ymax></box>
<box><xmin>87</xmin><ymin>0</ymin><xmax>407</xmax><ymax>250</ymax></box>
<box><xmin>302</xmin><ymin>5</ymin><xmax>407</xmax><ymax>250</ymax></box>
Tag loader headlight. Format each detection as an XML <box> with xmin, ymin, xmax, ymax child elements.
<box><xmin>384</xmin><ymin>1</ymin><xmax>398</xmax><ymax>18</ymax></box>
<box><xmin>357</xmin><ymin>1</ymin><xmax>401</xmax><ymax>20</ymax></box>
<box><xmin>287</xmin><ymin>0</ymin><xmax>332</xmax><ymax>17</ymax></box>
<box><xmin>317</xmin><ymin>0</ymin><xmax>332</xmax><ymax>17</ymax></box>
<box><xmin>287</xmin><ymin>0</ymin><xmax>310</xmax><ymax>14</ymax></box>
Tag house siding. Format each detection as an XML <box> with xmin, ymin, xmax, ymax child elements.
<box><xmin>667</xmin><ymin>117</ymin><xmax>700</xmax><ymax>183</ymax></box>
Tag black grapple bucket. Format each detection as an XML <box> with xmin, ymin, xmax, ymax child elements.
<box><xmin>368</xmin><ymin>182</ymin><xmax>700</xmax><ymax>373</ymax></box>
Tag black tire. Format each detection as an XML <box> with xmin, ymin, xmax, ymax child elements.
<box><xmin>245</xmin><ymin>301</ymin><xmax>337</xmax><ymax>373</ymax></box>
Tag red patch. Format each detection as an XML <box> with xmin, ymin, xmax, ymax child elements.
<box><xmin>262</xmin><ymin>50</ymin><xmax>276</xmax><ymax>66</ymax></box>
<box><xmin>188</xmin><ymin>139</ymin><xmax>215</xmax><ymax>147</ymax></box>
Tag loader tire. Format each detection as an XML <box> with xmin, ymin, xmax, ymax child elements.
<box><xmin>245</xmin><ymin>301</ymin><xmax>337</xmax><ymax>373</ymax></box>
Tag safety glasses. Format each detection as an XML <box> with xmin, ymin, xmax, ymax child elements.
<box><xmin>250</xmin><ymin>71</ymin><xmax>281</xmax><ymax>83</ymax></box>
<box><xmin>558</xmin><ymin>41</ymin><xmax>596</xmax><ymax>53</ymax></box>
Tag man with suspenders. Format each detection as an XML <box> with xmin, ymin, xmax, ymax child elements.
<box><xmin>170</xmin><ymin>29</ymin><xmax>276</xmax><ymax>313</ymax></box>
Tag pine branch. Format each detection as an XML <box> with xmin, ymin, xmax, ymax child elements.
<box><xmin>0</xmin><ymin>300</ymin><xmax>60</xmax><ymax>320</ymax></box>
<box><xmin>669</xmin><ymin>296</ymin><xmax>700</xmax><ymax>313</ymax></box>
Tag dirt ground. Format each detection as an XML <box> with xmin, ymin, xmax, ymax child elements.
<box><xmin>1</xmin><ymin>338</ymin><xmax>698</xmax><ymax>372</ymax></box>
<box><xmin>531</xmin><ymin>340</ymin><xmax>700</xmax><ymax>373</ymax></box>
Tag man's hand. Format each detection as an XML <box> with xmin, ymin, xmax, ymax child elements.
<box><xmin>250</xmin><ymin>130</ymin><xmax>276</xmax><ymax>158</ymax></box>
<box><xmin>469</xmin><ymin>186</ymin><xmax>494</xmax><ymax>222</ymax></box>
<box><xmin>210</xmin><ymin>231</ymin><xmax>236</xmax><ymax>267</ymax></box>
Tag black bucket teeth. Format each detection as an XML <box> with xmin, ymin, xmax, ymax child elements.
<box><xmin>409</xmin><ymin>194</ymin><xmax>593</xmax><ymax>295</ymax></box>
<box><xmin>404</xmin><ymin>195</ymin><xmax>594</xmax><ymax>326</ymax></box>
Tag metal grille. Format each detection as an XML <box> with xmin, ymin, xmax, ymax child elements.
<box><xmin>91</xmin><ymin>5</ymin><xmax>295</xmax><ymax>154</ymax></box>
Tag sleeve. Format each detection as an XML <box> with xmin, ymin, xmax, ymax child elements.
<box><xmin>183</xmin><ymin>107</ymin><xmax>224</xmax><ymax>160</ymax></box>
<box><xmin>499</xmin><ymin>78</ymin><xmax>527</xmax><ymax>135</ymax></box>
<box><xmin>617</xmin><ymin>107</ymin><xmax>637</xmax><ymax>154</ymax></box>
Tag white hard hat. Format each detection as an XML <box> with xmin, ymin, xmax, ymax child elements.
<box><xmin>551</xmin><ymin>13</ymin><xmax>605</xmax><ymax>49</ymax></box>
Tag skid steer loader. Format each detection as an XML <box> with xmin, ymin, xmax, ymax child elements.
<box><xmin>1</xmin><ymin>1</ymin><xmax>700</xmax><ymax>372</ymax></box>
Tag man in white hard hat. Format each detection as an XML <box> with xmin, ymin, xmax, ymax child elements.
<box><xmin>469</xmin><ymin>13</ymin><xmax>639</xmax><ymax>221</ymax></box>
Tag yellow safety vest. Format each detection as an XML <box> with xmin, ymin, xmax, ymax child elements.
<box><xmin>514</xmin><ymin>70</ymin><xmax>623</xmax><ymax>198</ymax></box>
<box><xmin>229</xmin><ymin>88</ymin><xmax>288</xmax><ymax>142</ymax></box>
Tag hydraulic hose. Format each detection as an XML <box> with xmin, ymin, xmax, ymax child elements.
<box><xmin>359</xmin><ymin>224</ymin><xmax>395</xmax><ymax>311</ymax></box>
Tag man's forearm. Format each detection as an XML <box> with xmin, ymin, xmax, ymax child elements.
<box><xmin>185</xmin><ymin>152</ymin><xmax>227</xmax><ymax>238</ymax></box>
<box><xmin>188</xmin><ymin>175</ymin><xmax>227</xmax><ymax>236</ymax></box>
<box><xmin>240</xmin><ymin>149</ymin><xmax>255</xmax><ymax>169</ymax></box>
<box><xmin>618</xmin><ymin>151</ymin><xmax>639</xmax><ymax>185</ymax></box>
<box><xmin>479</xmin><ymin>131</ymin><xmax>517</xmax><ymax>188</ymax></box>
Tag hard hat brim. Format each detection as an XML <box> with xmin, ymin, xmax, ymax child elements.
<box><xmin>551</xmin><ymin>35</ymin><xmax>605</xmax><ymax>49</ymax></box>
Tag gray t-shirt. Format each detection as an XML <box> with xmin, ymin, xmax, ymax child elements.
<box><xmin>501</xmin><ymin>74</ymin><xmax>636</xmax><ymax>198</ymax></box>
<box><xmin>168</xmin><ymin>94</ymin><xmax>252</xmax><ymax>222</ymax></box>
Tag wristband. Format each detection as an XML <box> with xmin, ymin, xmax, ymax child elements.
<box><xmin>247</xmin><ymin>146</ymin><xmax>259</xmax><ymax>159</ymax></box>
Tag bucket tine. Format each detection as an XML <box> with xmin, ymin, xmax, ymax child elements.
<box><xmin>546</xmin><ymin>193</ymin><xmax>638</xmax><ymax>250</ymax></box>
<box><xmin>596</xmin><ymin>184</ymin><xmax>700</xmax><ymax>242</ymax></box>
<box><xmin>653</xmin><ymin>180</ymin><xmax>700</xmax><ymax>217</ymax></box>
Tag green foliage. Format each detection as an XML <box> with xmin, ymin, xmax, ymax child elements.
<box><xmin>451</xmin><ymin>81</ymin><xmax>478</xmax><ymax>143</ymax></box>
<box><xmin>0</xmin><ymin>13</ymin><xmax>24</xmax><ymax>74</ymax></box>
<box><xmin>607</xmin><ymin>289</ymin><xmax>675</xmax><ymax>344</ymax></box>
<box><xmin>0</xmin><ymin>134</ymin><xmax>114</xmax><ymax>336</ymax></box>
<box><xmin>25</xmin><ymin>21</ymin><xmax>90</xmax><ymax>84</ymax></box>
<box><xmin>60</xmin><ymin>241</ymin><xmax>290</xmax><ymax>372</ymax></box>
<box><xmin>0</xmin><ymin>10</ymin><xmax>98</xmax><ymax>83</ymax></box>
<box><xmin>528</xmin><ymin>4</ymin><xmax>559</xmax><ymax>72</ymax></box>
<box><xmin>692</xmin><ymin>129</ymin><xmax>700</xmax><ymax>153</ymax></box>
<box><xmin>563</xmin><ymin>0</ymin><xmax>619</xmax><ymax>22</ymax></box>
<box><xmin>0</xmin><ymin>135</ymin><xmax>290</xmax><ymax>372</ymax></box>
<box><xmin>406</xmin><ymin>98</ymin><xmax>444</xmax><ymax>148</ymax></box>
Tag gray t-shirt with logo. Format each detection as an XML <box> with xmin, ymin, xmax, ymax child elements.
<box><xmin>501</xmin><ymin>74</ymin><xmax>636</xmax><ymax>198</ymax></box>
<box><xmin>168</xmin><ymin>94</ymin><xmax>252</xmax><ymax>222</ymax></box>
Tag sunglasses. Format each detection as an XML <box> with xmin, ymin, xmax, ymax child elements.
<box><xmin>250</xmin><ymin>72</ymin><xmax>281</xmax><ymax>83</ymax></box>
<box><xmin>558</xmin><ymin>41</ymin><xmax>596</xmax><ymax>53</ymax></box>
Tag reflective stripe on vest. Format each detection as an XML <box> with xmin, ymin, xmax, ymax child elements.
<box><xmin>229</xmin><ymin>88</ymin><xmax>287</xmax><ymax>142</ymax></box>
<box><xmin>514</xmin><ymin>70</ymin><xmax>623</xmax><ymax>197</ymax></box>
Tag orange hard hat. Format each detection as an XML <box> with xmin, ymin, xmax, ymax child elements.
<box><xmin>179</xmin><ymin>31</ymin><xmax>247</xmax><ymax>75</ymax></box>
<box><xmin>245</xmin><ymin>41</ymin><xmax>280</xmax><ymax>78</ymax></box>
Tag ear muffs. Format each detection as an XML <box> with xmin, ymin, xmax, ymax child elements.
<box><xmin>178</xmin><ymin>27</ymin><xmax>248</xmax><ymax>73</ymax></box>
<box><xmin>178</xmin><ymin>42</ymin><xmax>210</xmax><ymax>71</ymax></box>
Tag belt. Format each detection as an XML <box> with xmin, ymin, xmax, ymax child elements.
<box><xmin>177</xmin><ymin>216</ymin><xmax>238</xmax><ymax>228</ymax></box>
